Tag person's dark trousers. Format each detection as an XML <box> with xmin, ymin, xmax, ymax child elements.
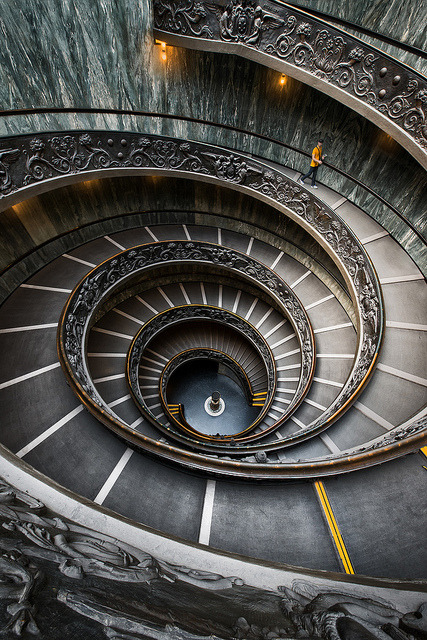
<box><xmin>300</xmin><ymin>165</ymin><xmax>318</xmax><ymax>186</ymax></box>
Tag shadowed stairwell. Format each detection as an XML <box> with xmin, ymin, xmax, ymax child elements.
<box><xmin>0</xmin><ymin>1</ymin><xmax>426</xmax><ymax>638</ymax></box>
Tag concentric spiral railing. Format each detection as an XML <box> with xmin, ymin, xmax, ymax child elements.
<box><xmin>0</xmin><ymin>128</ymin><xmax>403</xmax><ymax>474</ymax></box>
<box><xmin>127</xmin><ymin>306</ymin><xmax>279</xmax><ymax>443</ymax></box>
<box><xmin>30</xmin><ymin>131</ymin><xmax>395</xmax><ymax>476</ymax></box>
<box><xmin>56</xmin><ymin>220</ymin><xmax>391</xmax><ymax>476</ymax></box>
<box><xmin>0</xmin><ymin>126</ymin><xmax>424</xmax><ymax>279</ymax></box>
<box><xmin>60</xmin><ymin>242</ymin><xmax>317</xmax><ymax>453</ymax></box>
<box><xmin>0</xmin><ymin>129</ymin><xmax>383</xmax><ymax>342</ymax></box>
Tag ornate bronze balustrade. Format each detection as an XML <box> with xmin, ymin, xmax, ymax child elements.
<box><xmin>39</xmin><ymin>132</ymin><xmax>390</xmax><ymax>473</ymax></box>
<box><xmin>57</xmin><ymin>238</ymin><xmax>392</xmax><ymax>476</ymax></box>
<box><xmin>153</xmin><ymin>0</ymin><xmax>427</xmax><ymax>168</ymax></box>
<box><xmin>2</xmin><ymin>131</ymin><xmax>382</xmax><ymax>369</ymax></box>
<box><xmin>60</xmin><ymin>244</ymin><xmax>316</xmax><ymax>455</ymax></box>
<box><xmin>128</xmin><ymin>309</ymin><xmax>275</xmax><ymax>428</ymax></box>
<box><xmin>127</xmin><ymin>308</ymin><xmax>278</xmax><ymax>445</ymax></box>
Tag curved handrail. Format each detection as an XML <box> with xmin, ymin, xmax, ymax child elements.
<box><xmin>133</xmin><ymin>306</ymin><xmax>314</xmax><ymax>447</ymax></box>
<box><xmin>126</xmin><ymin>306</ymin><xmax>280</xmax><ymax>443</ymax></box>
<box><xmin>44</xmin><ymin>130</ymin><xmax>382</xmax><ymax>447</ymax></box>
<box><xmin>153</xmin><ymin>0</ymin><xmax>427</xmax><ymax>167</ymax></box>
<box><xmin>0</xmin><ymin>115</ymin><xmax>424</xmax><ymax>247</ymax></box>
<box><xmin>50</xmin><ymin>134</ymin><xmax>388</xmax><ymax>476</ymax></box>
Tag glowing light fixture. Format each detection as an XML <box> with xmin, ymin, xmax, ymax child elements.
<box><xmin>154</xmin><ymin>39</ymin><xmax>168</xmax><ymax>61</ymax></box>
<box><xmin>280</xmin><ymin>73</ymin><xmax>287</xmax><ymax>86</ymax></box>
<box><xmin>161</xmin><ymin>42</ymin><xmax>167</xmax><ymax>61</ymax></box>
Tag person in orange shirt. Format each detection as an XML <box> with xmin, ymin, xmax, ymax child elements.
<box><xmin>299</xmin><ymin>139</ymin><xmax>325</xmax><ymax>189</ymax></box>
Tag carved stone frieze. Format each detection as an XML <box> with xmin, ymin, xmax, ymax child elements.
<box><xmin>0</xmin><ymin>553</ymin><xmax>40</xmax><ymax>636</ymax></box>
<box><xmin>153</xmin><ymin>0</ymin><xmax>427</xmax><ymax>159</ymax></box>
<box><xmin>276</xmin><ymin>583</ymin><xmax>427</xmax><ymax>640</ymax></box>
<box><xmin>153</xmin><ymin>0</ymin><xmax>215</xmax><ymax>37</ymax></box>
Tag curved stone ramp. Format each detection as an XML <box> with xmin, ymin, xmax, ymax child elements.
<box><xmin>0</xmin><ymin>212</ymin><xmax>425</xmax><ymax>578</ymax></box>
<box><xmin>68</xmin><ymin>222</ymin><xmax>425</xmax><ymax>457</ymax></box>
<box><xmin>61</xmin><ymin>224</ymin><xmax>358</xmax><ymax>455</ymax></box>
<box><xmin>262</xmin><ymin>162</ymin><xmax>427</xmax><ymax>458</ymax></box>
<box><xmin>89</xmin><ymin>281</ymin><xmax>302</xmax><ymax>437</ymax></box>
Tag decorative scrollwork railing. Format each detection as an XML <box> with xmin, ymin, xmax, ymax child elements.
<box><xmin>127</xmin><ymin>307</ymin><xmax>277</xmax><ymax>443</ymax></box>
<box><xmin>0</xmin><ymin>114</ymin><xmax>423</xmax><ymax>256</ymax></box>
<box><xmin>0</xmin><ymin>127</ymin><xmax>419</xmax><ymax>475</ymax></box>
<box><xmin>3</xmin><ymin>131</ymin><xmax>382</xmax><ymax>356</ymax></box>
<box><xmin>153</xmin><ymin>0</ymin><xmax>427</xmax><ymax>168</ymax></box>
<box><xmin>49</xmin><ymin>134</ymin><xmax>384</xmax><ymax>457</ymax></box>
<box><xmin>60</xmin><ymin>242</ymin><xmax>315</xmax><ymax>453</ymax></box>
<box><xmin>281</xmin><ymin>2</ymin><xmax>427</xmax><ymax>58</ymax></box>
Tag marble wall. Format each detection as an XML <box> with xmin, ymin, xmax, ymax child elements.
<box><xmin>294</xmin><ymin>0</ymin><xmax>427</xmax><ymax>51</ymax></box>
<box><xmin>0</xmin><ymin>0</ymin><xmax>425</xmax><ymax>270</ymax></box>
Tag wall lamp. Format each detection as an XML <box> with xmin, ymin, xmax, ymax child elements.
<box><xmin>155</xmin><ymin>39</ymin><xmax>167</xmax><ymax>61</ymax></box>
<box><xmin>279</xmin><ymin>73</ymin><xmax>287</xmax><ymax>86</ymax></box>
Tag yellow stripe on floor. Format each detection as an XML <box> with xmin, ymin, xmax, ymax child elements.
<box><xmin>314</xmin><ymin>480</ymin><xmax>355</xmax><ymax>574</ymax></box>
<box><xmin>420</xmin><ymin>446</ymin><xmax>427</xmax><ymax>458</ymax></box>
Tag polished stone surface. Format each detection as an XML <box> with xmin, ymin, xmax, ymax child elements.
<box><xmin>0</xmin><ymin>1</ymin><xmax>425</xmax><ymax>273</ymax></box>
<box><xmin>295</xmin><ymin>0</ymin><xmax>427</xmax><ymax>53</ymax></box>
<box><xmin>167</xmin><ymin>360</ymin><xmax>260</xmax><ymax>435</ymax></box>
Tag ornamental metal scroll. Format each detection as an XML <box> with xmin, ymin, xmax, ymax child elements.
<box><xmin>44</xmin><ymin>131</ymin><xmax>383</xmax><ymax>442</ymax></box>
<box><xmin>59</xmin><ymin>243</ymin><xmax>315</xmax><ymax>452</ymax></box>
<box><xmin>352</xmin><ymin>414</ymin><xmax>427</xmax><ymax>454</ymax></box>
<box><xmin>36</xmin><ymin>132</ymin><xmax>383</xmax><ymax>468</ymax></box>
<box><xmin>126</xmin><ymin>307</ymin><xmax>279</xmax><ymax>444</ymax></box>
<box><xmin>152</xmin><ymin>0</ymin><xmax>427</xmax><ymax>167</ymax></box>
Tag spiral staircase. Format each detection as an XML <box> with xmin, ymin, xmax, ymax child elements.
<box><xmin>0</xmin><ymin>1</ymin><xmax>426</xmax><ymax>638</ymax></box>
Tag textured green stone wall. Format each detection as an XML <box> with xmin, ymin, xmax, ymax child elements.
<box><xmin>292</xmin><ymin>0</ymin><xmax>427</xmax><ymax>73</ymax></box>
<box><xmin>0</xmin><ymin>0</ymin><xmax>425</xmax><ymax>269</ymax></box>
<box><xmin>293</xmin><ymin>0</ymin><xmax>427</xmax><ymax>52</ymax></box>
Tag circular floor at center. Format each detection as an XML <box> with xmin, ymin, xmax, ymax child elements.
<box><xmin>167</xmin><ymin>360</ymin><xmax>260</xmax><ymax>435</ymax></box>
